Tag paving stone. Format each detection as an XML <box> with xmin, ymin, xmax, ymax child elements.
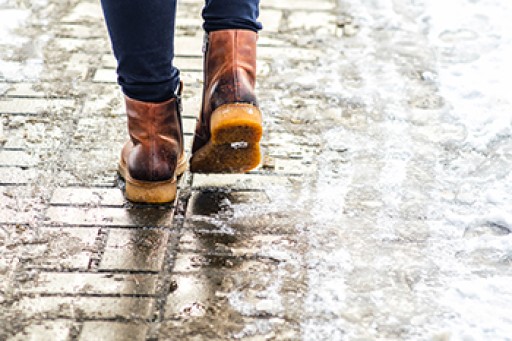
<box><xmin>158</xmin><ymin>318</ymin><xmax>300</xmax><ymax>340</ymax></box>
<box><xmin>57</xmin><ymin>23</ymin><xmax>106</xmax><ymax>39</ymax></box>
<box><xmin>0</xmin><ymin>257</ymin><xmax>16</xmax><ymax>298</ymax></box>
<box><xmin>184</xmin><ymin>134</ymin><xmax>194</xmax><ymax>150</ymax></box>
<box><xmin>81</xmin><ymin>87</ymin><xmax>123</xmax><ymax>115</ymax></box>
<box><xmin>61</xmin><ymin>2</ymin><xmax>103</xmax><ymax>23</ymax></box>
<box><xmin>186</xmin><ymin>190</ymin><xmax>270</xmax><ymax>216</ymax></box>
<box><xmin>183</xmin><ymin>189</ymin><xmax>302</xmax><ymax>235</ymax></box>
<box><xmin>182</xmin><ymin>216</ymin><xmax>301</xmax><ymax>241</ymax></box>
<box><xmin>263</xmin><ymin>143</ymin><xmax>317</xmax><ymax>159</ymax></box>
<box><xmin>7</xmin><ymin>320</ymin><xmax>73</xmax><ymax>341</ymax></box>
<box><xmin>73</xmin><ymin>116</ymin><xmax>126</xmax><ymax>145</ymax></box>
<box><xmin>259</xmin><ymin>9</ymin><xmax>283</xmax><ymax>33</ymax></box>
<box><xmin>165</xmin><ymin>274</ymin><xmax>213</xmax><ymax>317</ymax></box>
<box><xmin>288</xmin><ymin>11</ymin><xmax>336</xmax><ymax>33</ymax></box>
<box><xmin>271</xmin><ymin>158</ymin><xmax>317</xmax><ymax>175</ymax></box>
<box><xmin>52</xmin><ymin>38</ymin><xmax>108</xmax><ymax>54</ymax></box>
<box><xmin>46</xmin><ymin>206</ymin><xmax>175</xmax><ymax>227</ymax></box>
<box><xmin>100</xmin><ymin>229</ymin><xmax>170</xmax><ymax>271</ymax></box>
<box><xmin>176</xmin><ymin>17</ymin><xmax>203</xmax><ymax>30</ymax></box>
<box><xmin>0</xmin><ymin>98</ymin><xmax>75</xmax><ymax>115</ymax></box>
<box><xmin>182</xmin><ymin>95</ymin><xmax>202</xmax><ymax>119</ymax></box>
<box><xmin>256</xmin><ymin>60</ymin><xmax>272</xmax><ymax>80</ymax></box>
<box><xmin>100</xmin><ymin>55</ymin><xmax>262</xmax><ymax>75</ymax></box>
<box><xmin>50</xmin><ymin>187</ymin><xmax>124</xmax><ymax>206</ymax></box>
<box><xmin>15</xmin><ymin>297</ymin><xmax>154</xmax><ymax>319</ymax></box>
<box><xmin>57</xmin><ymin>170</ymin><xmax>118</xmax><ymax>188</ymax></box>
<box><xmin>165</xmin><ymin>257</ymin><xmax>302</xmax><ymax>319</ymax></box>
<box><xmin>0</xmin><ymin>167</ymin><xmax>36</xmax><ymax>184</ymax></box>
<box><xmin>191</xmin><ymin>173</ymin><xmax>292</xmax><ymax>190</ymax></box>
<box><xmin>0</xmin><ymin>119</ymin><xmax>5</xmax><ymax>144</ymax></box>
<box><xmin>92</xmin><ymin>68</ymin><xmax>116</xmax><ymax>83</ymax></box>
<box><xmin>178</xmin><ymin>0</ymin><xmax>209</xmax><ymax>4</ymax></box>
<box><xmin>172</xmin><ymin>251</ymin><xmax>278</xmax><ymax>273</ymax></box>
<box><xmin>265</xmin><ymin>128</ymin><xmax>322</xmax><ymax>145</ymax></box>
<box><xmin>1</xmin><ymin>116</ymin><xmax>66</xmax><ymax>149</ymax></box>
<box><xmin>182</xmin><ymin>117</ymin><xmax>197</xmax><ymax>135</ymax></box>
<box><xmin>2</xmin><ymin>136</ymin><xmax>26</xmax><ymax>149</ymax></box>
<box><xmin>0</xmin><ymin>208</ymin><xmax>38</xmax><ymax>225</ymax></box>
<box><xmin>10</xmin><ymin>130</ymin><xmax>64</xmax><ymax>150</ymax></box>
<box><xmin>65</xmin><ymin>53</ymin><xmax>91</xmax><ymax>80</ymax></box>
<box><xmin>0</xmin><ymin>187</ymin><xmax>43</xmax><ymax>224</ymax></box>
<box><xmin>174</xmin><ymin>57</ymin><xmax>203</xmax><ymax>71</ymax></box>
<box><xmin>22</xmin><ymin>227</ymin><xmax>99</xmax><ymax>270</ymax></box>
<box><xmin>258</xmin><ymin>46</ymin><xmax>321</xmax><ymax>61</ymax></box>
<box><xmin>174</xmin><ymin>36</ymin><xmax>203</xmax><ymax>57</ymax></box>
<box><xmin>179</xmin><ymin>231</ymin><xmax>299</xmax><ymax>259</ymax></box>
<box><xmin>2</xmin><ymin>83</ymin><xmax>47</xmax><ymax>98</ymax></box>
<box><xmin>21</xmin><ymin>272</ymin><xmax>157</xmax><ymax>295</ymax></box>
<box><xmin>182</xmin><ymin>69</ymin><xmax>203</xmax><ymax>82</ymax></box>
<box><xmin>80</xmin><ymin>322</ymin><xmax>148</xmax><ymax>341</ymax></box>
<box><xmin>263</xmin><ymin>0</ymin><xmax>335</xmax><ymax>11</ymax></box>
<box><xmin>176</xmin><ymin>2</ymin><xmax>202</xmax><ymax>17</ymax></box>
<box><xmin>57</xmin><ymin>148</ymin><xmax>120</xmax><ymax>186</ymax></box>
<box><xmin>257</xmin><ymin>36</ymin><xmax>289</xmax><ymax>47</ymax></box>
<box><xmin>100</xmin><ymin>54</ymin><xmax>117</xmax><ymax>69</ymax></box>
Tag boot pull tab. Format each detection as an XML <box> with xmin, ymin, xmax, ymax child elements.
<box><xmin>175</xmin><ymin>81</ymin><xmax>183</xmax><ymax>114</ymax></box>
<box><xmin>176</xmin><ymin>80</ymin><xmax>184</xmax><ymax>97</ymax></box>
<box><xmin>202</xmin><ymin>33</ymin><xmax>209</xmax><ymax>54</ymax></box>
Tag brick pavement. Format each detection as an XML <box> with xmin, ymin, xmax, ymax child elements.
<box><xmin>7</xmin><ymin>0</ymin><xmax>512</xmax><ymax>339</ymax></box>
<box><xmin>0</xmin><ymin>0</ymin><xmax>337</xmax><ymax>339</ymax></box>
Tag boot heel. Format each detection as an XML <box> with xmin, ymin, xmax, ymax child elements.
<box><xmin>125</xmin><ymin>179</ymin><xmax>178</xmax><ymax>204</ymax></box>
<box><xmin>119</xmin><ymin>154</ymin><xmax>188</xmax><ymax>204</ymax></box>
<box><xmin>190</xmin><ymin>103</ymin><xmax>263</xmax><ymax>173</ymax></box>
<box><xmin>210</xmin><ymin>103</ymin><xmax>262</xmax><ymax>145</ymax></box>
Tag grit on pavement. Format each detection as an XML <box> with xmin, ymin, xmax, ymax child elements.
<box><xmin>1</xmin><ymin>0</ymin><xmax>512</xmax><ymax>340</ymax></box>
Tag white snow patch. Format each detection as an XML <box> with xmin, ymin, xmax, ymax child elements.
<box><xmin>427</xmin><ymin>0</ymin><xmax>512</xmax><ymax>151</ymax></box>
<box><xmin>441</xmin><ymin>277</ymin><xmax>512</xmax><ymax>340</ymax></box>
<box><xmin>0</xmin><ymin>8</ymin><xmax>29</xmax><ymax>46</ymax></box>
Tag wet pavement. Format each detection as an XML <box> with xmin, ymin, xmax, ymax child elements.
<box><xmin>1</xmin><ymin>0</ymin><xmax>512</xmax><ymax>340</ymax></box>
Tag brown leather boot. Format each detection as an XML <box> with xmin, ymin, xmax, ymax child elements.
<box><xmin>190</xmin><ymin>29</ymin><xmax>263</xmax><ymax>173</ymax></box>
<box><xmin>118</xmin><ymin>86</ymin><xmax>187</xmax><ymax>203</ymax></box>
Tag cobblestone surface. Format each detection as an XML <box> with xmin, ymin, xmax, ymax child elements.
<box><xmin>2</xmin><ymin>0</ymin><xmax>512</xmax><ymax>340</ymax></box>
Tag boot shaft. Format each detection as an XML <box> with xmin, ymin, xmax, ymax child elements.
<box><xmin>126</xmin><ymin>95</ymin><xmax>183</xmax><ymax>150</ymax></box>
<box><xmin>123</xmin><ymin>93</ymin><xmax>183</xmax><ymax>182</ymax></box>
<box><xmin>203</xmin><ymin>29</ymin><xmax>258</xmax><ymax>112</ymax></box>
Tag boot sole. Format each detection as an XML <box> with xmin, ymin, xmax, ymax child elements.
<box><xmin>190</xmin><ymin>103</ymin><xmax>263</xmax><ymax>173</ymax></box>
<box><xmin>118</xmin><ymin>154</ymin><xmax>188</xmax><ymax>204</ymax></box>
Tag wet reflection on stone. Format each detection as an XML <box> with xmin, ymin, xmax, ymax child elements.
<box><xmin>20</xmin><ymin>227</ymin><xmax>99</xmax><ymax>270</ymax></box>
<box><xmin>45</xmin><ymin>205</ymin><xmax>175</xmax><ymax>228</ymax></box>
<box><xmin>100</xmin><ymin>228</ymin><xmax>170</xmax><ymax>272</ymax></box>
<box><xmin>80</xmin><ymin>322</ymin><xmax>149</xmax><ymax>341</ymax></box>
<box><xmin>183</xmin><ymin>188</ymin><xmax>303</xmax><ymax>236</ymax></box>
<box><xmin>162</xmin><ymin>188</ymin><xmax>304</xmax><ymax>339</ymax></box>
<box><xmin>125</xmin><ymin>205</ymin><xmax>176</xmax><ymax>228</ymax></box>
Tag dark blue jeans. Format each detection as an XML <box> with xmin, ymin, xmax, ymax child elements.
<box><xmin>101</xmin><ymin>0</ymin><xmax>262</xmax><ymax>103</ymax></box>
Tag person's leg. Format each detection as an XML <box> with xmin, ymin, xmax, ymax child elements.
<box><xmin>100</xmin><ymin>0</ymin><xmax>186</xmax><ymax>203</ymax></box>
<box><xmin>202</xmin><ymin>0</ymin><xmax>262</xmax><ymax>33</ymax></box>
<box><xmin>100</xmin><ymin>0</ymin><xmax>179</xmax><ymax>102</ymax></box>
<box><xmin>190</xmin><ymin>0</ymin><xmax>263</xmax><ymax>173</ymax></box>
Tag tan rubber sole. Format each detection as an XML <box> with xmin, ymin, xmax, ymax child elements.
<box><xmin>118</xmin><ymin>154</ymin><xmax>188</xmax><ymax>204</ymax></box>
<box><xmin>190</xmin><ymin>103</ymin><xmax>263</xmax><ymax>173</ymax></box>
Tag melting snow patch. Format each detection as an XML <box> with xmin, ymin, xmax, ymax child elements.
<box><xmin>441</xmin><ymin>277</ymin><xmax>512</xmax><ymax>340</ymax></box>
<box><xmin>0</xmin><ymin>8</ymin><xmax>29</xmax><ymax>46</ymax></box>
